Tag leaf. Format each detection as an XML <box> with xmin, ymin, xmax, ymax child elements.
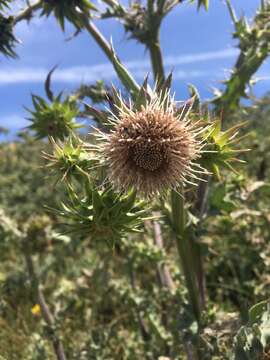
<box><xmin>45</xmin><ymin>65</ymin><xmax>58</xmax><ymax>101</ymax></box>
<box><xmin>110</xmin><ymin>41</ymin><xmax>140</xmax><ymax>98</ymax></box>
<box><xmin>157</xmin><ymin>72</ymin><xmax>172</xmax><ymax>95</ymax></box>
<box><xmin>188</xmin><ymin>84</ymin><xmax>200</xmax><ymax>111</ymax></box>
<box><xmin>248</xmin><ymin>301</ymin><xmax>268</xmax><ymax>325</ymax></box>
<box><xmin>134</xmin><ymin>76</ymin><xmax>149</xmax><ymax>110</ymax></box>
<box><xmin>92</xmin><ymin>190</ymin><xmax>104</xmax><ymax>215</ymax></box>
<box><xmin>197</xmin><ymin>0</ymin><xmax>209</xmax><ymax>10</ymax></box>
<box><xmin>84</xmin><ymin>103</ymin><xmax>108</xmax><ymax>123</ymax></box>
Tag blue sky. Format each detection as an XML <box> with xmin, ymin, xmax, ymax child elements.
<box><xmin>0</xmin><ymin>0</ymin><xmax>269</xmax><ymax>138</ymax></box>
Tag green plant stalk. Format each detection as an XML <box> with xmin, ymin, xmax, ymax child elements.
<box><xmin>14</xmin><ymin>0</ymin><xmax>43</xmax><ymax>24</ymax></box>
<box><xmin>171</xmin><ymin>189</ymin><xmax>201</xmax><ymax>323</ymax></box>
<box><xmin>147</xmin><ymin>24</ymin><xmax>202</xmax><ymax>322</ymax></box>
<box><xmin>213</xmin><ymin>51</ymin><xmax>268</xmax><ymax>116</ymax></box>
<box><xmin>81</xmin><ymin>17</ymin><xmax>140</xmax><ymax>96</ymax></box>
<box><xmin>148</xmin><ymin>34</ymin><xmax>165</xmax><ymax>85</ymax></box>
<box><xmin>83</xmin><ymin>20</ymin><xmax>115</xmax><ymax>64</ymax></box>
<box><xmin>212</xmin><ymin>1</ymin><xmax>270</xmax><ymax>117</ymax></box>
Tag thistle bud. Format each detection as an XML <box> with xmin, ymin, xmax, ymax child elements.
<box><xmin>43</xmin><ymin>137</ymin><xmax>98</xmax><ymax>183</ymax></box>
<box><xmin>201</xmin><ymin>120</ymin><xmax>249</xmax><ymax>180</ymax></box>
<box><xmin>27</xmin><ymin>95</ymin><xmax>81</xmax><ymax>140</ymax></box>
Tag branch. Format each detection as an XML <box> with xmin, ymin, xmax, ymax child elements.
<box><xmin>146</xmin><ymin>7</ymin><xmax>201</xmax><ymax>324</ymax></box>
<box><xmin>14</xmin><ymin>0</ymin><xmax>43</xmax><ymax>25</ymax></box>
<box><xmin>80</xmin><ymin>16</ymin><xmax>140</xmax><ymax>96</ymax></box>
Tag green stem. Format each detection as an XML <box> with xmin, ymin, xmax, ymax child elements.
<box><xmin>83</xmin><ymin>20</ymin><xmax>115</xmax><ymax>63</ymax></box>
<box><xmin>148</xmin><ymin>34</ymin><xmax>165</xmax><ymax>85</ymax></box>
<box><xmin>171</xmin><ymin>189</ymin><xmax>201</xmax><ymax>323</ymax></box>
<box><xmin>82</xmin><ymin>18</ymin><xmax>140</xmax><ymax>96</ymax></box>
<box><xmin>14</xmin><ymin>0</ymin><xmax>43</xmax><ymax>24</ymax></box>
<box><xmin>147</xmin><ymin>25</ymin><xmax>201</xmax><ymax>323</ymax></box>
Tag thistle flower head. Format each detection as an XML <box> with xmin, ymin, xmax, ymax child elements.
<box><xmin>94</xmin><ymin>89</ymin><xmax>208</xmax><ymax>198</ymax></box>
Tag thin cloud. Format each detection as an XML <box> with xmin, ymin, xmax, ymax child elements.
<box><xmin>0</xmin><ymin>48</ymin><xmax>238</xmax><ymax>85</ymax></box>
<box><xmin>0</xmin><ymin>114</ymin><xmax>28</xmax><ymax>129</ymax></box>
<box><xmin>127</xmin><ymin>48</ymin><xmax>238</xmax><ymax>69</ymax></box>
<box><xmin>164</xmin><ymin>48</ymin><xmax>238</xmax><ymax>66</ymax></box>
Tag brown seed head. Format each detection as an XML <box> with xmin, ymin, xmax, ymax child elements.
<box><xmin>102</xmin><ymin>94</ymin><xmax>205</xmax><ymax>197</ymax></box>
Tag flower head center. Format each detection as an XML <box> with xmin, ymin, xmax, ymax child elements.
<box><xmin>131</xmin><ymin>141</ymin><xmax>165</xmax><ymax>171</ymax></box>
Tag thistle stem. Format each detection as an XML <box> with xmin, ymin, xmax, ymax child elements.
<box><xmin>171</xmin><ymin>189</ymin><xmax>201</xmax><ymax>323</ymax></box>
<box><xmin>81</xmin><ymin>17</ymin><xmax>140</xmax><ymax>95</ymax></box>
<box><xmin>147</xmin><ymin>23</ymin><xmax>201</xmax><ymax>323</ymax></box>
<box><xmin>148</xmin><ymin>35</ymin><xmax>165</xmax><ymax>85</ymax></box>
<box><xmin>14</xmin><ymin>0</ymin><xmax>43</xmax><ymax>24</ymax></box>
<box><xmin>83</xmin><ymin>21</ymin><xmax>115</xmax><ymax>63</ymax></box>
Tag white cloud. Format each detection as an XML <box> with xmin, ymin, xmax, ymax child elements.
<box><xmin>164</xmin><ymin>48</ymin><xmax>238</xmax><ymax>66</ymax></box>
<box><xmin>0</xmin><ymin>114</ymin><xmax>27</xmax><ymax>129</ymax></box>
<box><xmin>0</xmin><ymin>48</ymin><xmax>238</xmax><ymax>85</ymax></box>
<box><xmin>128</xmin><ymin>48</ymin><xmax>238</xmax><ymax>69</ymax></box>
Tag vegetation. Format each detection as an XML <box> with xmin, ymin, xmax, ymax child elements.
<box><xmin>0</xmin><ymin>1</ymin><xmax>270</xmax><ymax>359</ymax></box>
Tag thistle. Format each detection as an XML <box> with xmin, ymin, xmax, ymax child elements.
<box><xmin>201</xmin><ymin>119</ymin><xmax>249</xmax><ymax>179</ymax></box>
<box><xmin>43</xmin><ymin>137</ymin><xmax>99</xmax><ymax>183</ymax></box>
<box><xmin>27</xmin><ymin>94</ymin><xmax>81</xmax><ymax>140</ymax></box>
<box><xmin>41</xmin><ymin>0</ymin><xmax>96</xmax><ymax>30</ymax></box>
<box><xmin>52</xmin><ymin>186</ymin><xmax>149</xmax><ymax>245</ymax></box>
<box><xmin>0</xmin><ymin>14</ymin><xmax>17</xmax><ymax>58</ymax></box>
<box><xmin>91</xmin><ymin>88</ymin><xmax>208</xmax><ymax>198</ymax></box>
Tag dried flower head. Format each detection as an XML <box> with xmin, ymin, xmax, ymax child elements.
<box><xmin>94</xmin><ymin>90</ymin><xmax>208</xmax><ymax>198</ymax></box>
